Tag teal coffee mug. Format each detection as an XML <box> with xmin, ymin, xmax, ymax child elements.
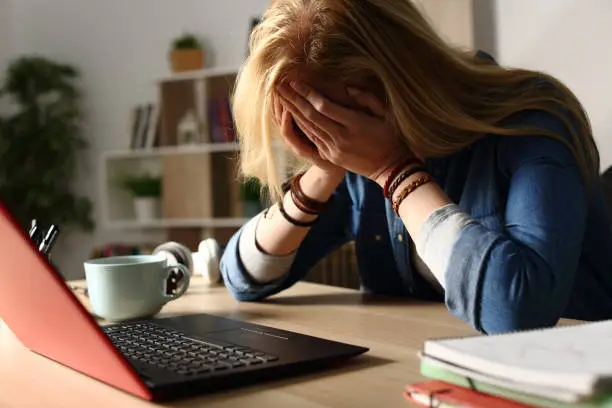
<box><xmin>83</xmin><ymin>254</ymin><xmax>190</xmax><ymax>322</ymax></box>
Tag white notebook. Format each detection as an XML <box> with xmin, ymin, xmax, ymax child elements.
<box><xmin>422</xmin><ymin>320</ymin><xmax>612</xmax><ymax>397</ymax></box>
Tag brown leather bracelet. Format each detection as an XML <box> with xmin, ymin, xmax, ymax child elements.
<box><xmin>282</xmin><ymin>174</ymin><xmax>318</xmax><ymax>215</ymax></box>
<box><xmin>290</xmin><ymin>172</ymin><xmax>332</xmax><ymax>213</ymax></box>
<box><xmin>278</xmin><ymin>199</ymin><xmax>318</xmax><ymax>227</ymax></box>
<box><xmin>290</xmin><ymin>189</ymin><xmax>320</xmax><ymax>215</ymax></box>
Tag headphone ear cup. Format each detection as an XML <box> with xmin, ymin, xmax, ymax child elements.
<box><xmin>196</xmin><ymin>238</ymin><xmax>221</xmax><ymax>284</ymax></box>
<box><xmin>152</xmin><ymin>241</ymin><xmax>193</xmax><ymax>275</ymax></box>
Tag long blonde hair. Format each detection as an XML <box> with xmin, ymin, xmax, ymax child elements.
<box><xmin>232</xmin><ymin>0</ymin><xmax>599</xmax><ymax>202</ymax></box>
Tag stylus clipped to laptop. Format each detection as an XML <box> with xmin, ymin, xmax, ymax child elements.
<box><xmin>0</xmin><ymin>204</ymin><xmax>368</xmax><ymax>401</ymax></box>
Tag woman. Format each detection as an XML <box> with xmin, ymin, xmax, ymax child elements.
<box><xmin>220</xmin><ymin>0</ymin><xmax>612</xmax><ymax>334</ymax></box>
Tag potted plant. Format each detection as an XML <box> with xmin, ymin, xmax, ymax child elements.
<box><xmin>240</xmin><ymin>177</ymin><xmax>263</xmax><ymax>217</ymax></box>
<box><xmin>119</xmin><ymin>173</ymin><xmax>162</xmax><ymax>222</ymax></box>
<box><xmin>169</xmin><ymin>33</ymin><xmax>206</xmax><ymax>73</ymax></box>
<box><xmin>0</xmin><ymin>56</ymin><xmax>94</xmax><ymax>233</ymax></box>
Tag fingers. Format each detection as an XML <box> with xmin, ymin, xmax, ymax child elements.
<box><xmin>277</xmin><ymin>91</ymin><xmax>337</xmax><ymax>149</ymax></box>
<box><xmin>272</xmin><ymin>93</ymin><xmax>283</xmax><ymax>126</ymax></box>
<box><xmin>346</xmin><ymin>87</ymin><xmax>387</xmax><ymax>118</ymax></box>
<box><xmin>277</xmin><ymin>83</ymin><xmax>346</xmax><ymax>133</ymax></box>
<box><xmin>292</xmin><ymin>115</ymin><xmax>333</xmax><ymax>158</ymax></box>
<box><xmin>280</xmin><ymin>110</ymin><xmax>319</xmax><ymax>159</ymax></box>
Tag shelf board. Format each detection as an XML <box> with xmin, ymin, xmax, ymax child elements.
<box><xmin>157</xmin><ymin>66</ymin><xmax>240</xmax><ymax>83</ymax></box>
<box><xmin>103</xmin><ymin>143</ymin><xmax>240</xmax><ymax>160</ymax></box>
<box><xmin>105</xmin><ymin>217</ymin><xmax>248</xmax><ymax>229</ymax></box>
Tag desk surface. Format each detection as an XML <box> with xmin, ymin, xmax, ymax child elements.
<box><xmin>0</xmin><ymin>277</ymin><xmax>479</xmax><ymax>408</ymax></box>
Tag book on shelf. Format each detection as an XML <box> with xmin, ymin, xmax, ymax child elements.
<box><xmin>209</xmin><ymin>95</ymin><xmax>236</xmax><ymax>143</ymax></box>
<box><xmin>416</xmin><ymin>320</ymin><xmax>612</xmax><ymax>407</ymax></box>
<box><xmin>129</xmin><ymin>103</ymin><xmax>160</xmax><ymax>150</ymax></box>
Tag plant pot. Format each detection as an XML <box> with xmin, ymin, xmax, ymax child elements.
<box><xmin>133</xmin><ymin>197</ymin><xmax>161</xmax><ymax>222</ymax></box>
<box><xmin>169</xmin><ymin>49</ymin><xmax>205</xmax><ymax>72</ymax></box>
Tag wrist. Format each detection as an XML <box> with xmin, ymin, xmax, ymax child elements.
<box><xmin>301</xmin><ymin>165</ymin><xmax>345</xmax><ymax>201</ymax></box>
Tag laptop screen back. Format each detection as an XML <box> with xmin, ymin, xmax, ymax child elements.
<box><xmin>0</xmin><ymin>203</ymin><xmax>151</xmax><ymax>399</ymax></box>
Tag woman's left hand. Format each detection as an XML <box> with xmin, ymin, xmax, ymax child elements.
<box><xmin>277</xmin><ymin>81</ymin><xmax>412</xmax><ymax>184</ymax></box>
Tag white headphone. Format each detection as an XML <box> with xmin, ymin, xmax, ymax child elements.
<box><xmin>152</xmin><ymin>239</ymin><xmax>221</xmax><ymax>286</ymax></box>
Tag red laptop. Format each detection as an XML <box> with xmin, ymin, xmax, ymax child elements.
<box><xmin>0</xmin><ymin>202</ymin><xmax>367</xmax><ymax>401</ymax></box>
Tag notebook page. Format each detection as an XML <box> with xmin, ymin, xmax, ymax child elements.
<box><xmin>423</xmin><ymin>320</ymin><xmax>612</xmax><ymax>394</ymax></box>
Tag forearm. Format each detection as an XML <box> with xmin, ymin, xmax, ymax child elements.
<box><xmin>256</xmin><ymin>165</ymin><xmax>345</xmax><ymax>255</ymax></box>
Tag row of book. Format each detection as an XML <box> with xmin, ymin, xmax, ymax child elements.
<box><xmin>127</xmin><ymin>96</ymin><xmax>236</xmax><ymax>149</ymax></box>
<box><xmin>405</xmin><ymin>320</ymin><xmax>612</xmax><ymax>407</ymax></box>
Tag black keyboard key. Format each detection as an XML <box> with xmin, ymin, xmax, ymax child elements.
<box><xmin>242</xmin><ymin>358</ymin><xmax>263</xmax><ymax>365</ymax></box>
<box><xmin>260</xmin><ymin>354</ymin><xmax>279</xmax><ymax>362</ymax></box>
<box><xmin>211</xmin><ymin>363</ymin><xmax>229</xmax><ymax>371</ymax></box>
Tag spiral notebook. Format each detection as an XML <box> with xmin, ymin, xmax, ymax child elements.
<box><xmin>421</xmin><ymin>320</ymin><xmax>612</xmax><ymax>400</ymax></box>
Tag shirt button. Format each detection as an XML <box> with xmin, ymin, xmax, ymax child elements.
<box><xmin>374</xmin><ymin>235</ymin><xmax>382</xmax><ymax>241</ymax></box>
<box><xmin>409</xmin><ymin>287</ymin><xmax>414</xmax><ymax>294</ymax></box>
<box><xmin>397</xmin><ymin>234</ymin><xmax>404</xmax><ymax>242</ymax></box>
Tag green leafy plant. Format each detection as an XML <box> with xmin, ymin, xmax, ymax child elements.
<box><xmin>0</xmin><ymin>55</ymin><xmax>94</xmax><ymax>231</ymax></box>
<box><xmin>240</xmin><ymin>177</ymin><xmax>262</xmax><ymax>203</ymax></box>
<box><xmin>119</xmin><ymin>174</ymin><xmax>162</xmax><ymax>198</ymax></box>
<box><xmin>172</xmin><ymin>33</ymin><xmax>202</xmax><ymax>50</ymax></box>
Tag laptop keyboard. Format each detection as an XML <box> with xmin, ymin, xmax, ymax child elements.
<box><xmin>103</xmin><ymin>322</ymin><xmax>278</xmax><ymax>377</ymax></box>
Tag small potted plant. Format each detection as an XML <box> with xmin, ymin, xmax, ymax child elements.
<box><xmin>169</xmin><ymin>33</ymin><xmax>206</xmax><ymax>73</ymax></box>
<box><xmin>240</xmin><ymin>178</ymin><xmax>263</xmax><ymax>217</ymax></box>
<box><xmin>119</xmin><ymin>173</ymin><xmax>162</xmax><ymax>222</ymax></box>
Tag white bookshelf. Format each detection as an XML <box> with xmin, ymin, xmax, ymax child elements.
<box><xmin>102</xmin><ymin>142</ymin><xmax>239</xmax><ymax>160</ymax></box>
<box><xmin>99</xmin><ymin>143</ymin><xmax>246</xmax><ymax>231</ymax></box>
<box><xmin>155</xmin><ymin>66</ymin><xmax>242</xmax><ymax>83</ymax></box>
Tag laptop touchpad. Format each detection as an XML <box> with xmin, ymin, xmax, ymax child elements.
<box><xmin>206</xmin><ymin>328</ymin><xmax>289</xmax><ymax>352</ymax></box>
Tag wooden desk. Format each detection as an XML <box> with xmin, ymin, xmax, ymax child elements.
<box><xmin>0</xmin><ymin>277</ymin><xmax>477</xmax><ymax>408</ymax></box>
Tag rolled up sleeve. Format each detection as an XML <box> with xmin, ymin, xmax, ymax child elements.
<box><xmin>220</xmin><ymin>177</ymin><xmax>353</xmax><ymax>302</ymax></box>
<box><xmin>445</xmin><ymin>112</ymin><xmax>588</xmax><ymax>334</ymax></box>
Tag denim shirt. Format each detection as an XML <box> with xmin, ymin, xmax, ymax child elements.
<box><xmin>220</xmin><ymin>108</ymin><xmax>612</xmax><ymax>335</ymax></box>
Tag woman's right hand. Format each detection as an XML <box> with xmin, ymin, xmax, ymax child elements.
<box><xmin>273</xmin><ymin>93</ymin><xmax>345</xmax><ymax>177</ymax></box>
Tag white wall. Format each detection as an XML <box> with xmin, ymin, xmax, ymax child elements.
<box><xmin>0</xmin><ymin>0</ymin><xmax>15</xmax><ymax>101</ymax></box>
<box><xmin>6</xmin><ymin>0</ymin><xmax>271</xmax><ymax>279</ymax></box>
<box><xmin>495</xmin><ymin>0</ymin><xmax>612</xmax><ymax>171</ymax></box>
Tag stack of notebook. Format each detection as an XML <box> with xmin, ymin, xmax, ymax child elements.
<box><xmin>406</xmin><ymin>320</ymin><xmax>612</xmax><ymax>407</ymax></box>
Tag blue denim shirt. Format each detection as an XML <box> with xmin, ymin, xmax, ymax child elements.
<box><xmin>220</xmin><ymin>108</ymin><xmax>612</xmax><ymax>334</ymax></box>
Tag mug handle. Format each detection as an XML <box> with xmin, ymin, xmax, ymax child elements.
<box><xmin>162</xmin><ymin>264</ymin><xmax>191</xmax><ymax>300</ymax></box>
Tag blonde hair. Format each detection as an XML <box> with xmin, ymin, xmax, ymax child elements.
<box><xmin>232</xmin><ymin>0</ymin><xmax>599</xmax><ymax>202</ymax></box>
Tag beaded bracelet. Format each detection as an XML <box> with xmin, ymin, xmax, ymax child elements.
<box><xmin>383</xmin><ymin>157</ymin><xmax>423</xmax><ymax>199</ymax></box>
<box><xmin>392</xmin><ymin>175</ymin><xmax>433</xmax><ymax>215</ymax></box>
<box><xmin>387</xmin><ymin>165</ymin><xmax>427</xmax><ymax>200</ymax></box>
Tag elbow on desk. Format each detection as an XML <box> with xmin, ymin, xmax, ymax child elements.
<box><xmin>218</xmin><ymin>248</ymin><xmax>274</xmax><ymax>303</ymax></box>
<box><xmin>474</xmin><ymin>252</ymin><xmax>563</xmax><ymax>335</ymax></box>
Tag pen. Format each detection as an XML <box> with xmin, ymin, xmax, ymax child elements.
<box><xmin>29</xmin><ymin>223</ymin><xmax>44</xmax><ymax>248</ymax></box>
<box><xmin>29</xmin><ymin>219</ymin><xmax>37</xmax><ymax>237</ymax></box>
<box><xmin>39</xmin><ymin>224</ymin><xmax>60</xmax><ymax>256</ymax></box>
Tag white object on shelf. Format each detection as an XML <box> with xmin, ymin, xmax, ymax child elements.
<box><xmin>133</xmin><ymin>197</ymin><xmax>161</xmax><ymax>222</ymax></box>
<box><xmin>177</xmin><ymin>110</ymin><xmax>200</xmax><ymax>145</ymax></box>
